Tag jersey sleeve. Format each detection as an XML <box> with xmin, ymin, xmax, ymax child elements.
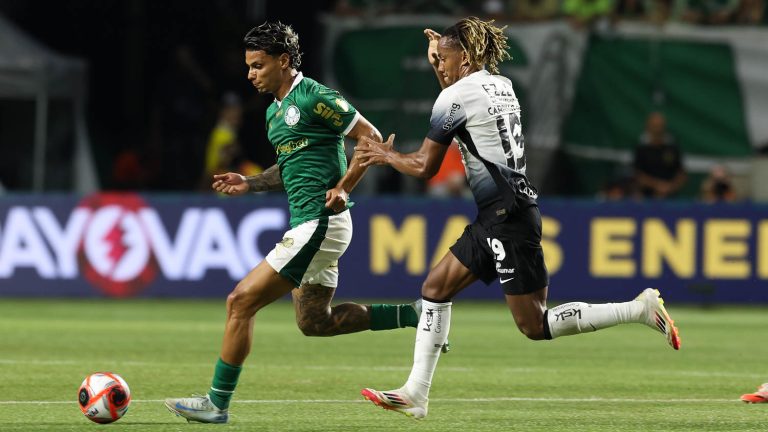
<box><xmin>427</xmin><ymin>88</ymin><xmax>467</xmax><ymax>146</ymax></box>
<box><xmin>309</xmin><ymin>86</ymin><xmax>360</xmax><ymax>135</ymax></box>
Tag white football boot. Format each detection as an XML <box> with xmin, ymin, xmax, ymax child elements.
<box><xmin>164</xmin><ymin>394</ymin><xmax>229</xmax><ymax>424</ymax></box>
<box><xmin>636</xmin><ymin>288</ymin><xmax>681</xmax><ymax>350</ymax></box>
<box><xmin>361</xmin><ymin>387</ymin><xmax>428</xmax><ymax>419</ymax></box>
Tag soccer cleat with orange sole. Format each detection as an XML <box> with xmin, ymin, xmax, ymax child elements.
<box><xmin>741</xmin><ymin>383</ymin><xmax>768</xmax><ymax>403</ymax></box>
<box><xmin>636</xmin><ymin>288</ymin><xmax>681</xmax><ymax>350</ymax></box>
<box><xmin>361</xmin><ymin>388</ymin><xmax>427</xmax><ymax>419</ymax></box>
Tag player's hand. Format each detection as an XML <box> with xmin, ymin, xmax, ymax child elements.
<box><xmin>325</xmin><ymin>186</ymin><xmax>349</xmax><ymax>212</ymax></box>
<box><xmin>212</xmin><ymin>172</ymin><xmax>249</xmax><ymax>195</ymax></box>
<box><xmin>356</xmin><ymin>134</ymin><xmax>395</xmax><ymax>167</ymax></box>
<box><xmin>424</xmin><ymin>29</ymin><xmax>441</xmax><ymax>68</ymax></box>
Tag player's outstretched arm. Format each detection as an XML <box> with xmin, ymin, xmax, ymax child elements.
<box><xmin>325</xmin><ymin>115</ymin><xmax>381</xmax><ymax>212</ymax></box>
<box><xmin>211</xmin><ymin>165</ymin><xmax>283</xmax><ymax>196</ymax></box>
<box><xmin>424</xmin><ymin>29</ymin><xmax>448</xmax><ymax>90</ymax></box>
<box><xmin>357</xmin><ymin>134</ymin><xmax>448</xmax><ymax>179</ymax></box>
<box><xmin>245</xmin><ymin>164</ymin><xmax>283</xmax><ymax>192</ymax></box>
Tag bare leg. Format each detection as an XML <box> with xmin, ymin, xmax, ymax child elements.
<box><xmin>291</xmin><ymin>284</ymin><xmax>371</xmax><ymax>336</ymax></box>
<box><xmin>504</xmin><ymin>286</ymin><xmax>548</xmax><ymax>340</ymax></box>
<box><xmin>421</xmin><ymin>252</ymin><xmax>478</xmax><ymax>300</ymax></box>
<box><xmin>162</xmin><ymin>260</ymin><xmax>296</xmax><ymax>417</ymax></box>
<box><xmin>221</xmin><ymin>260</ymin><xmax>295</xmax><ymax>365</ymax></box>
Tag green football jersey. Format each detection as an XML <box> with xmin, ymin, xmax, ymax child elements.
<box><xmin>266</xmin><ymin>73</ymin><xmax>360</xmax><ymax>228</ymax></box>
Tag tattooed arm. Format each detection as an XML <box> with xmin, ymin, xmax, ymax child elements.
<box><xmin>211</xmin><ymin>164</ymin><xmax>283</xmax><ymax>196</ymax></box>
<box><xmin>244</xmin><ymin>164</ymin><xmax>284</xmax><ymax>192</ymax></box>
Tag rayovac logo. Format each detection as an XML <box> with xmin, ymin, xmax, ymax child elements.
<box><xmin>78</xmin><ymin>194</ymin><xmax>158</xmax><ymax>297</ymax></box>
<box><xmin>0</xmin><ymin>193</ymin><xmax>287</xmax><ymax>297</ymax></box>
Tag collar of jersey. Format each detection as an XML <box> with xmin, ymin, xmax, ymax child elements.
<box><xmin>274</xmin><ymin>72</ymin><xmax>304</xmax><ymax>107</ymax></box>
<box><xmin>470</xmin><ymin>69</ymin><xmax>489</xmax><ymax>78</ymax></box>
<box><xmin>452</xmin><ymin>69</ymin><xmax>489</xmax><ymax>87</ymax></box>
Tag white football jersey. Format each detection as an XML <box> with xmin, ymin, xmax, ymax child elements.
<box><xmin>427</xmin><ymin>70</ymin><xmax>537</xmax><ymax>211</ymax></box>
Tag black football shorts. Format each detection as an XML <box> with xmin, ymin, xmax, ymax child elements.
<box><xmin>450</xmin><ymin>205</ymin><xmax>549</xmax><ymax>295</ymax></box>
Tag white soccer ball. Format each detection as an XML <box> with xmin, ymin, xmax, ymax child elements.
<box><xmin>78</xmin><ymin>372</ymin><xmax>131</xmax><ymax>424</ymax></box>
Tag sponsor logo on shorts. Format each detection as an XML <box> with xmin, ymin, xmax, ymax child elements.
<box><xmin>496</xmin><ymin>263</ymin><xmax>515</xmax><ymax>274</ymax></box>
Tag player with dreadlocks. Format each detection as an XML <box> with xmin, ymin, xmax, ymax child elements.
<box><xmin>356</xmin><ymin>16</ymin><xmax>681</xmax><ymax>419</ymax></box>
<box><xmin>164</xmin><ymin>22</ymin><xmax>442</xmax><ymax>424</ymax></box>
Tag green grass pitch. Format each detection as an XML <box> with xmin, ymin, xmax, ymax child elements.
<box><xmin>0</xmin><ymin>298</ymin><xmax>766</xmax><ymax>431</ymax></box>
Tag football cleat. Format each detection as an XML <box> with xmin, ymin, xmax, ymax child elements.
<box><xmin>411</xmin><ymin>299</ymin><xmax>450</xmax><ymax>353</ymax></box>
<box><xmin>741</xmin><ymin>383</ymin><xmax>768</xmax><ymax>403</ymax></box>
<box><xmin>636</xmin><ymin>288</ymin><xmax>681</xmax><ymax>350</ymax></box>
<box><xmin>164</xmin><ymin>394</ymin><xmax>229</xmax><ymax>424</ymax></box>
<box><xmin>361</xmin><ymin>388</ymin><xmax>428</xmax><ymax>419</ymax></box>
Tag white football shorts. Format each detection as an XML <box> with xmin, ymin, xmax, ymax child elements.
<box><xmin>265</xmin><ymin>210</ymin><xmax>352</xmax><ymax>288</ymax></box>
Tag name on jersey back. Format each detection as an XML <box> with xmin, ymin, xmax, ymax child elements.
<box><xmin>481</xmin><ymin>83</ymin><xmax>520</xmax><ymax>116</ymax></box>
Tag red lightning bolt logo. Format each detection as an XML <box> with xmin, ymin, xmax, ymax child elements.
<box><xmin>104</xmin><ymin>219</ymin><xmax>127</xmax><ymax>273</ymax></box>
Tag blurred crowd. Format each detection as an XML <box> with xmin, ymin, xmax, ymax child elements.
<box><xmin>596</xmin><ymin>111</ymin><xmax>758</xmax><ymax>204</ymax></box>
<box><xmin>333</xmin><ymin>0</ymin><xmax>767</xmax><ymax>28</ymax></box>
<box><xmin>94</xmin><ymin>0</ymin><xmax>768</xmax><ymax>202</ymax></box>
<box><xmin>110</xmin><ymin>43</ymin><xmax>275</xmax><ymax>192</ymax></box>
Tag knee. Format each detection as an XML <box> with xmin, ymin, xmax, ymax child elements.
<box><xmin>226</xmin><ymin>284</ymin><xmax>260</xmax><ymax>319</ymax></box>
<box><xmin>421</xmin><ymin>280</ymin><xmax>449</xmax><ymax>301</ymax></box>
<box><xmin>515</xmin><ymin>317</ymin><xmax>546</xmax><ymax>341</ymax></box>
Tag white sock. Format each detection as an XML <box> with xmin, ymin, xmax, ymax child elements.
<box><xmin>545</xmin><ymin>300</ymin><xmax>644</xmax><ymax>339</ymax></box>
<box><xmin>403</xmin><ymin>299</ymin><xmax>451</xmax><ymax>403</ymax></box>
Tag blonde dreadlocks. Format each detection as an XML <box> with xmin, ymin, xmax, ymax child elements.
<box><xmin>442</xmin><ymin>16</ymin><xmax>510</xmax><ymax>75</ymax></box>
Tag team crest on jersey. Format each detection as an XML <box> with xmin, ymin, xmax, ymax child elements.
<box><xmin>284</xmin><ymin>105</ymin><xmax>300</xmax><ymax>126</ymax></box>
<box><xmin>334</xmin><ymin>98</ymin><xmax>349</xmax><ymax>112</ymax></box>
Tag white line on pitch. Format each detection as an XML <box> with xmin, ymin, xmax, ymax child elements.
<box><xmin>2</xmin><ymin>358</ymin><xmax>765</xmax><ymax>382</ymax></box>
<box><xmin>0</xmin><ymin>358</ymin><xmax>473</xmax><ymax>372</ymax></box>
<box><xmin>0</xmin><ymin>397</ymin><xmax>738</xmax><ymax>405</ymax></box>
<box><xmin>3</xmin><ymin>359</ymin><xmax>763</xmax><ymax>379</ymax></box>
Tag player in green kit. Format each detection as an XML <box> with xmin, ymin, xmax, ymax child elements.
<box><xmin>164</xmin><ymin>22</ymin><xmax>437</xmax><ymax>424</ymax></box>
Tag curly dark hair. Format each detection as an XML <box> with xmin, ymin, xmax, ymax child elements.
<box><xmin>243</xmin><ymin>22</ymin><xmax>302</xmax><ymax>69</ymax></box>
<box><xmin>442</xmin><ymin>17</ymin><xmax>510</xmax><ymax>75</ymax></box>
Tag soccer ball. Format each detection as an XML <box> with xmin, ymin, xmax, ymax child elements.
<box><xmin>78</xmin><ymin>372</ymin><xmax>131</xmax><ymax>424</ymax></box>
